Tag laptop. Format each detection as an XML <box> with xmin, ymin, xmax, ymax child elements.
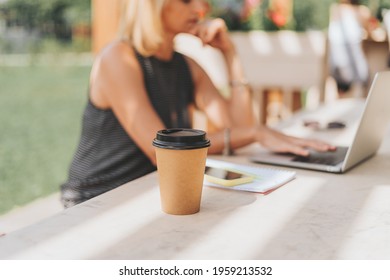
<box><xmin>250</xmin><ymin>71</ymin><xmax>390</xmax><ymax>173</ymax></box>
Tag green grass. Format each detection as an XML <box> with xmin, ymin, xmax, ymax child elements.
<box><xmin>0</xmin><ymin>65</ymin><xmax>91</xmax><ymax>214</ymax></box>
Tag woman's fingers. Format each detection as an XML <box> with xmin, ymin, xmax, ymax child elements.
<box><xmin>294</xmin><ymin>137</ymin><xmax>336</xmax><ymax>152</ymax></box>
<box><xmin>190</xmin><ymin>19</ymin><xmax>229</xmax><ymax>49</ymax></box>
<box><xmin>258</xmin><ymin>127</ymin><xmax>336</xmax><ymax>156</ymax></box>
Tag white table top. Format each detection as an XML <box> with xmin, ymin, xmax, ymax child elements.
<box><xmin>1</xmin><ymin>99</ymin><xmax>390</xmax><ymax>260</ymax></box>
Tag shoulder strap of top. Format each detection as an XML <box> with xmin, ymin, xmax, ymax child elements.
<box><xmin>134</xmin><ymin>50</ymin><xmax>159</xmax><ymax>98</ymax></box>
<box><xmin>172</xmin><ymin>52</ymin><xmax>194</xmax><ymax>127</ymax></box>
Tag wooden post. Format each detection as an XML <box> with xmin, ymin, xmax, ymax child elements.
<box><xmin>92</xmin><ymin>0</ymin><xmax>121</xmax><ymax>54</ymax></box>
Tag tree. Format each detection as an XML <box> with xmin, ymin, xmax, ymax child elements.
<box><xmin>0</xmin><ymin>0</ymin><xmax>90</xmax><ymax>40</ymax></box>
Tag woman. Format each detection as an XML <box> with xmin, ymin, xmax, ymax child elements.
<box><xmin>61</xmin><ymin>0</ymin><xmax>334</xmax><ymax>207</ymax></box>
<box><xmin>328</xmin><ymin>0</ymin><xmax>371</xmax><ymax>96</ymax></box>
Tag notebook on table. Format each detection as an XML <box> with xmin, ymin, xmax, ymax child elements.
<box><xmin>250</xmin><ymin>71</ymin><xmax>390</xmax><ymax>173</ymax></box>
<box><xmin>204</xmin><ymin>159</ymin><xmax>296</xmax><ymax>194</ymax></box>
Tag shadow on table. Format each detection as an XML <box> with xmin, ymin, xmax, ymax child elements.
<box><xmin>250</xmin><ymin>155</ymin><xmax>390</xmax><ymax>259</ymax></box>
<box><xmin>0</xmin><ymin>173</ymin><xmax>158</xmax><ymax>258</ymax></box>
<box><xmin>0</xmin><ymin>172</ymin><xmax>257</xmax><ymax>259</ymax></box>
<box><xmin>91</xmin><ymin>187</ymin><xmax>257</xmax><ymax>259</ymax></box>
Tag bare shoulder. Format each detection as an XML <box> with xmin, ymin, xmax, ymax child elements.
<box><xmin>91</xmin><ymin>40</ymin><xmax>142</xmax><ymax>88</ymax></box>
<box><xmin>90</xmin><ymin>40</ymin><xmax>143</xmax><ymax>108</ymax></box>
<box><xmin>97</xmin><ymin>40</ymin><xmax>139</xmax><ymax>71</ymax></box>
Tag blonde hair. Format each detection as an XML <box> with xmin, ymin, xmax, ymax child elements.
<box><xmin>118</xmin><ymin>0</ymin><xmax>167</xmax><ymax>56</ymax></box>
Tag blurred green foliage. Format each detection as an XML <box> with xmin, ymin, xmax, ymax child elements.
<box><xmin>0</xmin><ymin>0</ymin><xmax>90</xmax><ymax>35</ymax></box>
<box><xmin>0</xmin><ymin>0</ymin><xmax>91</xmax><ymax>53</ymax></box>
<box><xmin>209</xmin><ymin>0</ymin><xmax>390</xmax><ymax>31</ymax></box>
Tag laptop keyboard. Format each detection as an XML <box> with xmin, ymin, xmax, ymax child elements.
<box><xmin>292</xmin><ymin>146</ymin><xmax>349</xmax><ymax>166</ymax></box>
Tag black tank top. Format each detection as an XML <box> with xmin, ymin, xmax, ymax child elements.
<box><xmin>60</xmin><ymin>51</ymin><xmax>194</xmax><ymax>206</ymax></box>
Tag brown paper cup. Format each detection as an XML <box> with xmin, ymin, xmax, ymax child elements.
<box><xmin>152</xmin><ymin>129</ymin><xmax>210</xmax><ymax>215</ymax></box>
<box><xmin>155</xmin><ymin>147</ymin><xmax>208</xmax><ymax>215</ymax></box>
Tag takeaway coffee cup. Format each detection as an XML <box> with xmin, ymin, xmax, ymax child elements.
<box><xmin>152</xmin><ymin>128</ymin><xmax>210</xmax><ymax>215</ymax></box>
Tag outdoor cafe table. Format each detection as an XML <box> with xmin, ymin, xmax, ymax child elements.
<box><xmin>0</xmin><ymin>98</ymin><xmax>389</xmax><ymax>259</ymax></box>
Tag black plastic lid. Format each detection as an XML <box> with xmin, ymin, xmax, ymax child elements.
<box><xmin>152</xmin><ymin>128</ymin><xmax>210</xmax><ymax>150</ymax></box>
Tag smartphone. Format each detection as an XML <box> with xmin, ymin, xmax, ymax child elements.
<box><xmin>204</xmin><ymin>166</ymin><xmax>254</xmax><ymax>187</ymax></box>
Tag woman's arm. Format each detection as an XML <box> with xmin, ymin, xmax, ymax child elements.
<box><xmin>190</xmin><ymin>18</ymin><xmax>256</xmax><ymax>127</ymax></box>
<box><xmin>186</xmin><ymin>55</ymin><xmax>257</xmax><ymax>154</ymax></box>
<box><xmin>187</xmin><ymin>19</ymin><xmax>335</xmax><ymax>156</ymax></box>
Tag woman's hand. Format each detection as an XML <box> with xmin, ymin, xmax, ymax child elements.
<box><xmin>255</xmin><ymin>126</ymin><xmax>336</xmax><ymax>156</ymax></box>
<box><xmin>189</xmin><ymin>18</ymin><xmax>234</xmax><ymax>54</ymax></box>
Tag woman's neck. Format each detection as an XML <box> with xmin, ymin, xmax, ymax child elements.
<box><xmin>154</xmin><ymin>34</ymin><xmax>175</xmax><ymax>61</ymax></box>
